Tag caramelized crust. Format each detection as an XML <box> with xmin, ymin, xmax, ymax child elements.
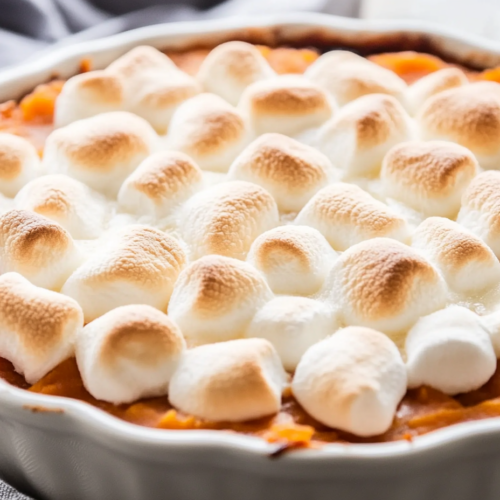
<box><xmin>180</xmin><ymin>255</ymin><xmax>269</xmax><ymax>317</ymax></box>
<box><xmin>0</xmin><ymin>209</ymin><xmax>72</xmax><ymax>272</ymax></box>
<box><xmin>0</xmin><ymin>273</ymin><xmax>81</xmax><ymax>356</ymax></box>
<box><xmin>76</xmin><ymin>71</ymin><xmax>124</xmax><ymax>105</ymax></box>
<box><xmin>341</xmin><ymin>239</ymin><xmax>439</xmax><ymax>321</ymax></box>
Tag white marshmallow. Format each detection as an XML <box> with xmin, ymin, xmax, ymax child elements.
<box><xmin>246</xmin><ymin>296</ymin><xmax>338</xmax><ymax>371</ymax></box>
<box><xmin>305</xmin><ymin>50</ymin><xmax>407</xmax><ymax>106</ymax></box>
<box><xmin>0</xmin><ymin>209</ymin><xmax>82</xmax><ymax>291</ymax></box>
<box><xmin>322</xmin><ymin>238</ymin><xmax>447</xmax><ymax>341</ymax></box>
<box><xmin>167</xmin><ymin>93</ymin><xmax>250</xmax><ymax>173</ymax></box>
<box><xmin>179</xmin><ymin>180</ymin><xmax>279</xmax><ymax>260</ymax></box>
<box><xmin>0</xmin><ymin>272</ymin><xmax>83</xmax><ymax>384</ymax></box>
<box><xmin>15</xmin><ymin>174</ymin><xmax>108</xmax><ymax>239</ymax></box>
<box><xmin>197</xmin><ymin>41</ymin><xmax>275</xmax><ymax>106</ymax></box>
<box><xmin>238</xmin><ymin>75</ymin><xmax>334</xmax><ymax>137</ymax></box>
<box><xmin>43</xmin><ymin>112</ymin><xmax>158</xmax><ymax>198</ymax></box>
<box><xmin>406</xmin><ymin>306</ymin><xmax>496</xmax><ymax>395</ymax></box>
<box><xmin>381</xmin><ymin>140</ymin><xmax>478</xmax><ymax>218</ymax></box>
<box><xmin>228</xmin><ymin>133</ymin><xmax>340</xmax><ymax>213</ymax></box>
<box><xmin>405</xmin><ymin>67</ymin><xmax>468</xmax><ymax>115</ymax></box>
<box><xmin>247</xmin><ymin>225</ymin><xmax>337</xmax><ymax>296</ymax></box>
<box><xmin>295</xmin><ymin>183</ymin><xmax>410</xmax><ymax>251</ymax></box>
<box><xmin>62</xmin><ymin>225</ymin><xmax>186</xmax><ymax>322</ymax></box>
<box><xmin>314</xmin><ymin>93</ymin><xmax>414</xmax><ymax>178</ymax></box>
<box><xmin>76</xmin><ymin>304</ymin><xmax>185</xmax><ymax>404</ymax></box>
<box><xmin>118</xmin><ymin>151</ymin><xmax>203</xmax><ymax>218</ymax></box>
<box><xmin>169</xmin><ymin>338</ymin><xmax>287</xmax><ymax>422</ymax></box>
<box><xmin>482</xmin><ymin>311</ymin><xmax>500</xmax><ymax>357</ymax></box>
<box><xmin>457</xmin><ymin>171</ymin><xmax>500</xmax><ymax>258</ymax></box>
<box><xmin>54</xmin><ymin>71</ymin><xmax>125</xmax><ymax>128</ymax></box>
<box><xmin>0</xmin><ymin>133</ymin><xmax>40</xmax><ymax>198</ymax></box>
<box><xmin>417</xmin><ymin>81</ymin><xmax>500</xmax><ymax>169</ymax></box>
<box><xmin>292</xmin><ymin>326</ymin><xmax>407</xmax><ymax>437</ymax></box>
<box><xmin>168</xmin><ymin>255</ymin><xmax>273</xmax><ymax>345</ymax></box>
<box><xmin>412</xmin><ymin>217</ymin><xmax>500</xmax><ymax>294</ymax></box>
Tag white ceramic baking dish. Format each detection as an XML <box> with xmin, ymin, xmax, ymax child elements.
<box><xmin>2</xmin><ymin>13</ymin><xmax>500</xmax><ymax>500</ymax></box>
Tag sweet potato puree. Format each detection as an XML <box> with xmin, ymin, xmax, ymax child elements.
<box><xmin>2</xmin><ymin>356</ymin><xmax>500</xmax><ymax>447</ymax></box>
<box><xmin>2</xmin><ymin>46</ymin><xmax>500</xmax><ymax>447</ymax></box>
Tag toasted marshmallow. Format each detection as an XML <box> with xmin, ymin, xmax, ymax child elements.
<box><xmin>118</xmin><ymin>151</ymin><xmax>203</xmax><ymax>218</ymax></box>
<box><xmin>43</xmin><ymin>112</ymin><xmax>157</xmax><ymax>197</ymax></box>
<box><xmin>238</xmin><ymin>75</ymin><xmax>333</xmax><ymax>136</ymax></box>
<box><xmin>405</xmin><ymin>67</ymin><xmax>468</xmax><ymax>115</ymax></box>
<box><xmin>54</xmin><ymin>71</ymin><xmax>125</xmax><ymax>127</ymax></box>
<box><xmin>413</xmin><ymin>217</ymin><xmax>500</xmax><ymax>294</ymax></box>
<box><xmin>76</xmin><ymin>304</ymin><xmax>185</xmax><ymax>404</ymax></box>
<box><xmin>62</xmin><ymin>225</ymin><xmax>186</xmax><ymax>322</ymax></box>
<box><xmin>0</xmin><ymin>272</ymin><xmax>83</xmax><ymax>384</ymax></box>
<box><xmin>179</xmin><ymin>181</ymin><xmax>279</xmax><ymax>260</ymax></box>
<box><xmin>167</xmin><ymin>93</ymin><xmax>250</xmax><ymax>173</ymax></box>
<box><xmin>315</xmin><ymin>94</ymin><xmax>413</xmax><ymax>178</ymax></box>
<box><xmin>246</xmin><ymin>296</ymin><xmax>338</xmax><ymax>371</ymax></box>
<box><xmin>197</xmin><ymin>41</ymin><xmax>275</xmax><ymax>106</ymax></box>
<box><xmin>107</xmin><ymin>46</ymin><xmax>201</xmax><ymax>133</ymax></box>
<box><xmin>457</xmin><ymin>171</ymin><xmax>500</xmax><ymax>258</ymax></box>
<box><xmin>417</xmin><ymin>82</ymin><xmax>500</xmax><ymax>168</ymax></box>
<box><xmin>292</xmin><ymin>326</ymin><xmax>406</xmax><ymax>436</ymax></box>
<box><xmin>305</xmin><ymin>50</ymin><xmax>407</xmax><ymax>106</ymax></box>
<box><xmin>0</xmin><ymin>133</ymin><xmax>40</xmax><ymax>198</ymax></box>
<box><xmin>406</xmin><ymin>306</ymin><xmax>496</xmax><ymax>394</ymax></box>
<box><xmin>169</xmin><ymin>338</ymin><xmax>287</xmax><ymax>422</ymax></box>
<box><xmin>381</xmin><ymin>141</ymin><xmax>478</xmax><ymax>218</ymax></box>
<box><xmin>295</xmin><ymin>183</ymin><xmax>410</xmax><ymax>251</ymax></box>
<box><xmin>322</xmin><ymin>238</ymin><xmax>447</xmax><ymax>339</ymax></box>
<box><xmin>247</xmin><ymin>225</ymin><xmax>337</xmax><ymax>295</ymax></box>
<box><xmin>168</xmin><ymin>255</ymin><xmax>273</xmax><ymax>345</ymax></box>
<box><xmin>0</xmin><ymin>209</ymin><xmax>81</xmax><ymax>290</ymax></box>
<box><xmin>15</xmin><ymin>175</ymin><xmax>108</xmax><ymax>239</ymax></box>
<box><xmin>228</xmin><ymin>133</ymin><xmax>340</xmax><ymax>212</ymax></box>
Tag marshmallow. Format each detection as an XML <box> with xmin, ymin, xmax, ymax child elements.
<box><xmin>54</xmin><ymin>71</ymin><xmax>125</xmax><ymax>127</ymax></box>
<box><xmin>482</xmin><ymin>311</ymin><xmax>500</xmax><ymax>357</ymax></box>
<box><xmin>457</xmin><ymin>171</ymin><xmax>500</xmax><ymax>258</ymax></box>
<box><xmin>305</xmin><ymin>50</ymin><xmax>407</xmax><ymax>106</ymax></box>
<box><xmin>15</xmin><ymin>175</ymin><xmax>108</xmax><ymax>239</ymax></box>
<box><xmin>169</xmin><ymin>338</ymin><xmax>287</xmax><ymax>422</ymax></box>
<box><xmin>76</xmin><ymin>304</ymin><xmax>185</xmax><ymax>404</ymax></box>
<box><xmin>406</xmin><ymin>306</ymin><xmax>496</xmax><ymax>394</ymax></box>
<box><xmin>197</xmin><ymin>41</ymin><xmax>275</xmax><ymax>106</ymax></box>
<box><xmin>315</xmin><ymin>94</ymin><xmax>414</xmax><ymax>178</ymax></box>
<box><xmin>405</xmin><ymin>67</ymin><xmax>468</xmax><ymax>115</ymax></box>
<box><xmin>62</xmin><ymin>225</ymin><xmax>186</xmax><ymax>322</ymax></box>
<box><xmin>292</xmin><ymin>326</ymin><xmax>406</xmax><ymax>437</ymax></box>
<box><xmin>0</xmin><ymin>272</ymin><xmax>83</xmax><ymax>384</ymax></box>
<box><xmin>247</xmin><ymin>225</ymin><xmax>337</xmax><ymax>295</ymax></box>
<box><xmin>238</xmin><ymin>75</ymin><xmax>334</xmax><ymax>136</ymax></box>
<box><xmin>413</xmin><ymin>217</ymin><xmax>500</xmax><ymax>294</ymax></box>
<box><xmin>417</xmin><ymin>82</ymin><xmax>500</xmax><ymax>169</ymax></box>
<box><xmin>0</xmin><ymin>133</ymin><xmax>40</xmax><ymax>198</ymax></box>
<box><xmin>43</xmin><ymin>112</ymin><xmax>158</xmax><ymax>197</ymax></box>
<box><xmin>322</xmin><ymin>238</ymin><xmax>447</xmax><ymax>340</ymax></box>
<box><xmin>118</xmin><ymin>151</ymin><xmax>203</xmax><ymax>218</ymax></box>
<box><xmin>295</xmin><ymin>183</ymin><xmax>410</xmax><ymax>251</ymax></box>
<box><xmin>107</xmin><ymin>46</ymin><xmax>201</xmax><ymax>133</ymax></box>
<box><xmin>167</xmin><ymin>93</ymin><xmax>250</xmax><ymax>173</ymax></box>
<box><xmin>246</xmin><ymin>296</ymin><xmax>338</xmax><ymax>371</ymax></box>
<box><xmin>381</xmin><ymin>141</ymin><xmax>478</xmax><ymax>218</ymax></box>
<box><xmin>179</xmin><ymin>180</ymin><xmax>279</xmax><ymax>260</ymax></box>
<box><xmin>228</xmin><ymin>133</ymin><xmax>340</xmax><ymax>213</ymax></box>
<box><xmin>168</xmin><ymin>255</ymin><xmax>273</xmax><ymax>345</ymax></box>
<box><xmin>0</xmin><ymin>209</ymin><xmax>81</xmax><ymax>290</ymax></box>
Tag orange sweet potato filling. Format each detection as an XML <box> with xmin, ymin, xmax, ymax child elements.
<box><xmin>2</xmin><ymin>46</ymin><xmax>500</xmax><ymax>447</ymax></box>
<box><xmin>3</xmin><ymin>356</ymin><xmax>500</xmax><ymax>447</ymax></box>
